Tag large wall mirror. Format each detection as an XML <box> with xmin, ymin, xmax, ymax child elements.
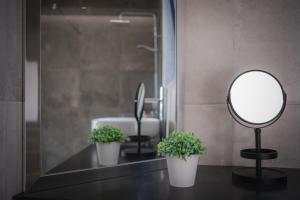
<box><xmin>25</xmin><ymin>0</ymin><xmax>177</xmax><ymax>190</ymax></box>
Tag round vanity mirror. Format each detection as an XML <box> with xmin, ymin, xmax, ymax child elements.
<box><xmin>227</xmin><ymin>70</ymin><xmax>286</xmax><ymax>128</ymax></box>
<box><xmin>135</xmin><ymin>82</ymin><xmax>145</xmax><ymax>121</ymax></box>
<box><xmin>124</xmin><ymin>82</ymin><xmax>156</xmax><ymax>158</ymax></box>
<box><xmin>227</xmin><ymin>70</ymin><xmax>287</xmax><ymax>187</ymax></box>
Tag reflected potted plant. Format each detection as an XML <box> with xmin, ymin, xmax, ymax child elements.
<box><xmin>157</xmin><ymin>131</ymin><xmax>206</xmax><ymax>187</ymax></box>
<box><xmin>89</xmin><ymin>125</ymin><xmax>125</xmax><ymax>166</ymax></box>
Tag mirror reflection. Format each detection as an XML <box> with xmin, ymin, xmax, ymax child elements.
<box><xmin>34</xmin><ymin>0</ymin><xmax>176</xmax><ymax>175</ymax></box>
<box><xmin>228</xmin><ymin>70</ymin><xmax>285</xmax><ymax>125</ymax></box>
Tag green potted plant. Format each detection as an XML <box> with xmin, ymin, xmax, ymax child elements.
<box><xmin>89</xmin><ymin>125</ymin><xmax>125</xmax><ymax>166</ymax></box>
<box><xmin>157</xmin><ymin>131</ymin><xmax>206</xmax><ymax>187</ymax></box>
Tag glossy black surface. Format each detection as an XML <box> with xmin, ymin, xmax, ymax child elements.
<box><xmin>48</xmin><ymin>145</ymin><xmax>158</xmax><ymax>174</ymax></box>
<box><xmin>27</xmin><ymin>159</ymin><xmax>166</xmax><ymax>193</ymax></box>
<box><xmin>15</xmin><ymin>160</ymin><xmax>300</xmax><ymax>200</ymax></box>
<box><xmin>233</xmin><ymin>167</ymin><xmax>287</xmax><ymax>188</ymax></box>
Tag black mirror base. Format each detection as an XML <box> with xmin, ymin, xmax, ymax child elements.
<box><xmin>233</xmin><ymin>128</ymin><xmax>287</xmax><ymax>189</ymax></box>
<box><xmin>127</xmin><ymin>135</ymin><xmax>151</xmax><ymax>142</ymax></box>
<box><xmin>123</xmin><ymin>147</ymin><xmax>157</xmax><ymax>159</ymax></box>
<box><xmin>232</xmin><ymin>167</ymin><xmax>287</xmax><ymax>189</ymax></box>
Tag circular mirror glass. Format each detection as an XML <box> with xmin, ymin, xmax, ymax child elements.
<box><xmin>135</xmin><ymin>82</ymin><xmax>145</xmax><ymax>120</ymax></box>
<box><xmin>228</xmin><ymin>70</ymin><xmax>286</xmax><ymax>126</ymax></box>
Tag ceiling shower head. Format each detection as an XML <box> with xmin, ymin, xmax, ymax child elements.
<box><xmin>109</xmin><ymin>18</ymin><xmax>130</xmax><ymax>24</ymax></box>
<box><xmin>136</xmin><ymin>45</ymin><xmax>158</xmax><ymax>52</ymax></box>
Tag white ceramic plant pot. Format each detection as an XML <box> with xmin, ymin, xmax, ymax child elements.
<box><xmin>96</xmin><ymin>142</ymin><xmax>120</xmax><ymax>166</ymax></box>
<box><xmin>166</xmin><ymin>155</ymin><xmax>199</xmax><ymax>187</ymax></box>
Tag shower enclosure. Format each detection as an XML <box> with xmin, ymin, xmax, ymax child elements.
<box><xmin>110</xmin><ymin>12</ymin><xmax>160</xmax><ymax>98</ymax></box>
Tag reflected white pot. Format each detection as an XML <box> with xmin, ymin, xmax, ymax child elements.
<box><xmin>96</xmin><ymin>142</ymin><xmax>120</xmax><ymax>166</ymax></box>
<box><xmin>166</xmin><ymin>155</ymin><xmax>199</xmax><ymax>187</ymax></box>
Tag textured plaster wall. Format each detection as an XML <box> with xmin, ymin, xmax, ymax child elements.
<box><xmin>0</xmin><ymin>0</ymin><xmax>23</xmax><ymax>199</ymax></box>
<box><xmin>179</xmin><ymin>0</ymin><xmax>300</xmax><ymax>168</ymax></box>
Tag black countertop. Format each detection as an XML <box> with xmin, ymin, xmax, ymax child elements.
<box><xmin>47</xmin><ymin>144</ymin><xmax>159</xmax><ymax>174</ymax></box>
<box><xmin>15</xmin><ymin>160</ymin><xmax>300</xmax><ymax>200</ymax></box>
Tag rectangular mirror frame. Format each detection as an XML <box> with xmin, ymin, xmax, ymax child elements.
<box><xmin>23</xmin><ymin>0</ymin><xmax>179</xmax><ymax>192</ymax></box>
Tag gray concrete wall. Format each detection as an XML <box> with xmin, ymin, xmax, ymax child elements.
<box><xmin>0</xmin><ymin>0</ymin><xmax>23</xmax><ymax>199</ymax></box>
<box><xmin>179</xmin><ymin>0</ymin><xmax>300</xmax><ymax>168</ymax></box>
<box><xmin>41</xmin><ymin>13</ymin><xmax>157</xmax><ymax>171</ymax></box>
<box><xmin>1</xmin><ymin>0</ymin><xmax>300</xmax><ymax>198</ymax></box>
